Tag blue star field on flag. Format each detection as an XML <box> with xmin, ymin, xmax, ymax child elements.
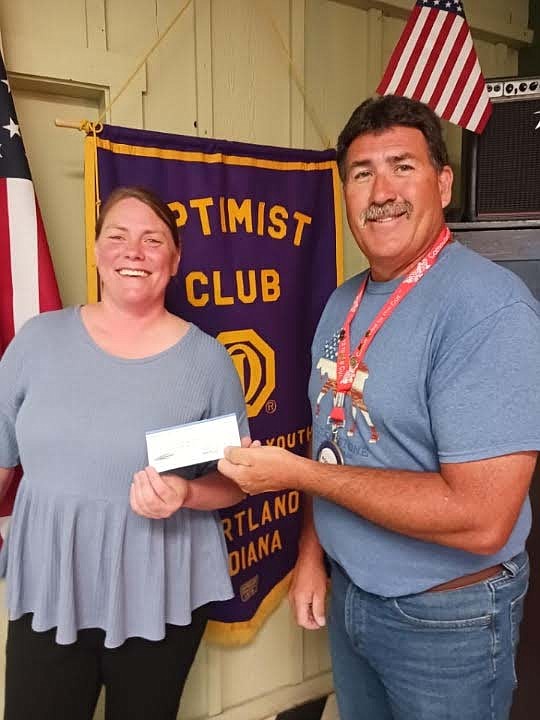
<box><xmin>0</xmin><ymin>55</ymin><xmax>31</xmax><ymax>180</ymax></box>
<box><xmin>420</xmin><ymin>0</ymin><xmax>464</xmax><ymax>18</ymax></box>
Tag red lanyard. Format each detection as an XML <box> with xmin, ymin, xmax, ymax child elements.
<box><xmin>330</xmin><ymin>226</ymin><xmax>451</xmax><ymax>427</ymax></box>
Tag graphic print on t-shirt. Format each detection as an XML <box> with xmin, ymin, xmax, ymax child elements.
<box><xmin>315</xmin><ymin>330</ymin><xmax>378</xmax><ymax>443</ymax></box>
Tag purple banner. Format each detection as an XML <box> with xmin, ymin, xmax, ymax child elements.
<box><xmin>88</xmin><ymin>124</ymin><xmax>342</xmax><ymax>643</ymax></box>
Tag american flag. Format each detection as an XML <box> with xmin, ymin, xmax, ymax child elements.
<box><xmin>322</xmin><ymin>330</ymin><xmax>340</xmax><ymax>362</ymax></box>
<box><xmin>376</xmin><ymin>0</ymin><xmax>492</xmax><ymax>134</ymax></box>
<box><xmin>0</xmin><ymin>50</ymin><xmax>61</xmax><ymax>539</ymax></box>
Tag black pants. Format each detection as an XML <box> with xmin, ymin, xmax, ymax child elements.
<box><xmin>4</xmin><ymin>608</ymin><xmax>209</xmax><ymax>720</ymax></box>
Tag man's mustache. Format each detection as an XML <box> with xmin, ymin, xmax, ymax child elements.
<box><xmin>360</xmin><ymin>201</ymin><xmax>413</xmax><ymax>227</ymax></box>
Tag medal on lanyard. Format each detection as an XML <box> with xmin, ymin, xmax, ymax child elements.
<box><xmin>317</xmin><ymin>438</ymin><xmax>344</xmax><ymax>464</ymax></box>
<box><xmin>316</xmin><ymin>226</ymin><xmax>451</xmax><ymax>464</ymax></box>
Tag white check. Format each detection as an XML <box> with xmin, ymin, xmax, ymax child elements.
<box><xmin>146</xmin><ymin>413</ymin><xmax>241</xmax><ymax>472</ymax></box>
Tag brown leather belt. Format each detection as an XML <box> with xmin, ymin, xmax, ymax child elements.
<box><xmin>427</xmin><ymin>563</ymin><xmax>504</xmax><ymax>593</ymax></box>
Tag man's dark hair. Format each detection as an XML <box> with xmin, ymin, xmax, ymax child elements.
<box><xmin>336</xmin><ymin>95</ymin><xmax>449</xmax><ymax>181</ymax></box>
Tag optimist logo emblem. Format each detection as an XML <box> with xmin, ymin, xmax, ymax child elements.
<box><xmin>217</xmin><ymin>329</ymin><xmax>276</xmax><ymax>418</ymax></box>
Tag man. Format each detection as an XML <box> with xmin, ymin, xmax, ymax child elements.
<box><xmin>218</xmin><ymin>95</ymin><xmax>540</xmax><ymax>719</ymax></box>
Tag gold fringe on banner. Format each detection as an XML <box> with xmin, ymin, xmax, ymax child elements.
<box><xmin>205</xmin><ymin>571</ymin><xmax>293</xmax><ymax>646</ymax></box>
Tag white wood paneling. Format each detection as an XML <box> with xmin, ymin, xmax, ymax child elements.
<box><xmin>366</xmin><ymin>7</ymin><xmax>384</xmax><ymax>96</ymax></box>
<box><xmin>217</xmin><ymin>602</ymin><xmax>302</xmax><ymax>708</ymax></box>
<box><xmin>305</xmin><ymin>0</ymin><xmax>372</xmax><ymax>277</ymax></box>
<box><xmin>0</xmin><ymin>0</ymin><xmax>87</xmax><ymax>49</ymax></box>
<box><xmin>195</xmin><ymin>0</ymin><xmax>214</xmax><ymax>138</ymax></box>
<box><xmin>85</xmin><ymin>0</ymin><xmax>107</xmax><ymax>50</ymax></box>
<box><xmin>105</xmin><ymin>0</ymin><xmax>158</xmax><ymax>55</ymax></box>
<box><xmin>290</xmin><ymin>0</ymin><xmax>305</xmax><ymax>148</ymax></box>
<box><xmin>305</xmin><ymin>0</ymin><xmax>370</xmax><ymax>148</ymax></box>
<box><xmin>143</xmin><ymin>0</ymin><xmax>198</xmax><ymax>135</ymax></box>
<box><xmin>211</xmin><ymin>0</ymin><xmax>291</xmax><ymax>145</ymax></box>
<box><xmin>303</xmin><ymin>623</ymin><xmax>332</xmax><ymax>678</ymax></box>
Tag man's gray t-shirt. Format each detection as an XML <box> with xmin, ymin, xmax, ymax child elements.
<box><xmin>0</xmin><ymin>307</ymin><xmax>248</xmax><ymax>647</ymax></box>
<box><xmin>310</xmin><ymin>242</ymin><xmax>540</xmax><ymax>596</ymax></box>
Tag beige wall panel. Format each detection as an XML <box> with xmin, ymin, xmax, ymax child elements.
<box><xmin>365</xmin><ymin>8</ymin><xmax>385</xmax><ymax>96</ymax></box>
<box><xmin>303</xmin><ymin>625</ymin><xmax>332</xmax><ymax>678</ymax></box>
<box><xmin>105</xmin><ymin>0</ymin><xmax>157</xmax><ymax>54</ymax></box>
<box><xmin>471</xmin><ymin>0</ymin><xmax>529</xmax><ymax>29</ymax></box>
<box><xmin>305</xmin><ymin>0</ymin><xmax>372</xmax><ymax>278</ymax></box>
<box><xmin>323</xmin><ymin>1</ymin><xmax>368</xmax><ymax>131</ymax></box>
<box><xmin>380</xmin><ymin>12</ymin><xmax>403</xmax><ymax>74</ymax></box>
<box><xmin>178</xmin><ymin>642</ymin><xmax>210</xmax><ymax>719</ymax></box>
<box><xmin>210</xmin><ymin>0</ymin><xmax>291</xmax><ymax>145</ymax></box>
<box><xmin>85</xmin><ymin>0</ymin><xmax>107</xmax><ymax>50</ymax></box>
<box><xmin>328</xmin><ymin>1</ymin><xmax>374</xmax><ymax>278</ymax></box>
<box><xmin>107</xmin><ymin>64</ymin><xmax>146</xmax><ymax>128</ymax></box>
<box><xmin>194</xmin><ymin>0</ymin><xmax>214</xmax><ymax>138</ymax></box>
<box><xmin>476</xmin><ymin>39</ymin><xmax>519</xmax><ymax>79</ymax></box>
<box><xmin>304</xmin><ymin>0</ymin><xmax>331</xmax><ymax>150</ymax></box>
<box><xmin>143</xmin><ymin>0</ymin><xmax>198</xmax><ymax>135</ymax></box>
<box><xmin>0</xmin><ymin>0</ymin><xmax>87</xmax><ymax>50</ymax></box>
<box><xmin>0</xmin><ymin>39</ymin><xmax>144</xmax><ymax>130</ymax></box>
<box><xmin>11</xmin><ymin>88</ymin><xmax>99</xmax><ymax>307</ymax></box>
<box><xmin>305</xmin><ymin>0</ymin><xmax>369</xmax><ymax>149</ymax></box>
<box><xmin>220</xmin><ymin>601</ymin><xmax>301</xmax><ymax>707</ymax></box>
<box><xmin>440</xmin><ymin>117</ymin><xmax>463</xmax><ymax>207</ymax></box>
<box><xmin>290</xmin><ymin>0</ymin><xmax>306</xmax><ymax>148</ymax></box>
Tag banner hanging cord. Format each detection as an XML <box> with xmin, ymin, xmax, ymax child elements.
<box><xmin>90</xmin><ymin>122</ymin><xmax>102</xmax><ymax>213</ymax></box>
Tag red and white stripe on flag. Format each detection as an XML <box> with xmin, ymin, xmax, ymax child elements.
<box><xmin>376</xmin><ymin>0</ymin><xmax>492</xmax><ymax>134</ymax></box>
<box><xmin>0</xmin><ymin>178</ymin><xmax>61</xmax><ymax>355</ymax></box>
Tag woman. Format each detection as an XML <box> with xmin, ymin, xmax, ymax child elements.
<box><xmin>0</xmin><ymin>187</ymin><xmax>249</xmax><ymax>720</ymax></box>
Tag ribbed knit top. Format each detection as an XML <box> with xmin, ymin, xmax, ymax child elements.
<box><xmin>0</xmin><ymin>307</ymin><xmax>248</xmax><ymax>647</ymax></box>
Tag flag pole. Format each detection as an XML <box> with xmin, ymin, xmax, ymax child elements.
<box><xmin>55</xmin><ymin>119</ymin><xmax>93</xmax><ymax>131</ymax></box>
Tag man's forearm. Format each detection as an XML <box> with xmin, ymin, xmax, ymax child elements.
<box><xmin>219</xmin><ymin>446</ymin><xmax>535</xmax><ymax>553</ymax></box>
<box><xmin>302</xmin><ymin>461</ymin><xmax>471</xmax><ymax>546</ymax></box>
<box><xmin>291</xmin><ymin>451</ymin><xmax>535</xmax><ymax>554</ymax></box>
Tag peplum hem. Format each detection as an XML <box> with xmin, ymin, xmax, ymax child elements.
<box><xmin>2</xmin><ymin>481</ymin><xmax>233</xmax><ymax>648</ymax></box>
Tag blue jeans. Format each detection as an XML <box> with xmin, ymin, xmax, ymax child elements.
<box><xmin>328</xmin><ymin>552</ymin><xmax>529</xmax><ymax>720</ymax></box>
